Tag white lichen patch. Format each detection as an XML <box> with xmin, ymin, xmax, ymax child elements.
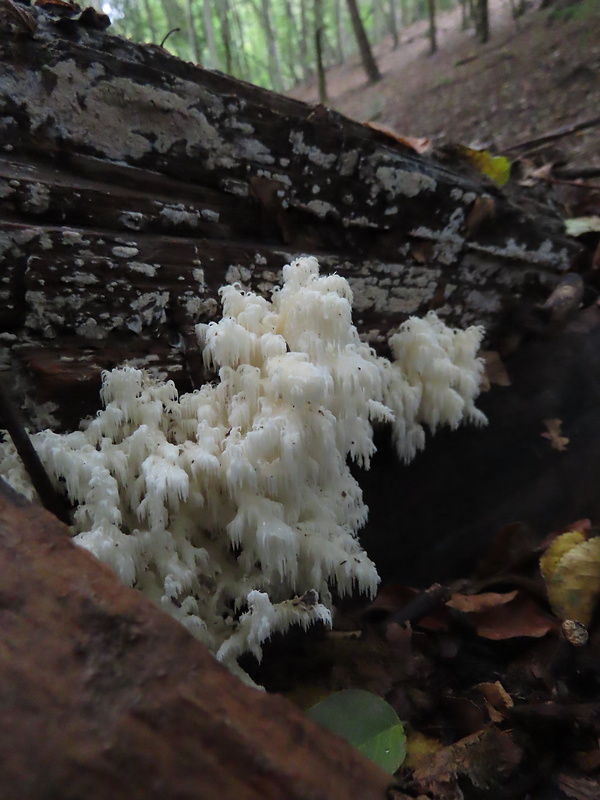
<box><xmin>119</xmin><ymin>211</ymin><xmax>145</xmax><ymax>230</ymax></box>
<box><xmin>200</xmin><ymin>208</ymin><xmax>220</xmax><ymax>223</ymax></box>
<box><xmin>21</xmin><ymin>183</ymin><xmax>50</xmax><ymax>214</ymax></box>
<box><xmin>62</xmin><ymin>229</ymin><xmax>90</xmax><ymax>246</ymax></box>
<box><xmin>468</xmin><ymin>238</ymin><xmax>570</xmax><ymax>270</ymax></box>
<box><xmin>374</xmin><ymin>166</ymin><xmax>437</xmax><ymax>199</ymax></box>
<box><xmin>112</xmin><ymin>245</ymin><xmax>139</xmax><ymax>259</ymax></box>
<box><xmin>159</xmin><ymin>203</ymin><xmax>201</xmax><ymax>228</ymax></box>
<box><xmin>289</xmin><ymin>131</ymin><xmax>337</xmax><ymax>168</ymax></box>
<box><xmin>219</xmin><ymin>178</ymin><xmax>249</xmax><ymax>197</ymax></box>
<box><xmin>465</xmin><ymin>289</ymin><xmax>502</xmax><ymax>314</ymax></box>
<box><xmin>128</xmin><ymin>262</ymin><xmax>158</xmax><ymax>276</ymax></box>
<box><xmin>302</xmin><ymin>199</ymin><xmax>338</xmax><ymax>219</ymax></box>
<box><xmin>234</xmin><ymin>137</ymin><xmax>275</xmax><ymax>165</ymax></box>
<box><xmin>61</xmin><ymin>272</ymin><xmax>100</xmax><ymax>286</ymax></box>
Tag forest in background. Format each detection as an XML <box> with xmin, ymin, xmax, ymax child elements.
<box><xmin>87</xmin><ymin>0</ymin><xmax>490</xmax><ymax>95</ymax></box>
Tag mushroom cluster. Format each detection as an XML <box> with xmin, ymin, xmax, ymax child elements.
<box><xmin>0</xmin><ymin>257</ymin><xmax>485</xmax><ymax>684</ymax></box>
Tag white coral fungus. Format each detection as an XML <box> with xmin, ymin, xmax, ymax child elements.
<box><xmin>0</xmin><ymin>257</ymin><xmax>486</xmax><ymax>684</ymax></box>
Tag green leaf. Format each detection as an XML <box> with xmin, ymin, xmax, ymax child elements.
<box><xmin>306</xmin><ymin>689</ymin><xmax>406</xmax><ymax>774</ymax></box>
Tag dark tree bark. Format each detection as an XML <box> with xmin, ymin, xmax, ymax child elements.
<box><xmin>427</xmin><ymin>0</ymin><xmax>437</xmax><ymax>54</ymax></box>
<box><xmin>389</xmin><ymin>0</ymin><xmax>400</xmax><ymax>49</ymax></box>
<box><xmin>476</xmin><ymin>0</ymin><xmax>490</xmax><ymax>42</ymax></box>
<box><xmin>0</xmin><ymin>6</ymin><xmax>579</xmax><ymax>430</ymax></box>
<box><xmin>0</xmin><ymin>480</ymin><xmax>392</xmax><ymax>800</ymax></box>
<box><xmin>345</xmin><ymin>0</ymin><xmax>382</xmax><ymax>84</ymax></box>
<box><xmin>314</xmin><ymin>0</ymin><xmax>328</xmax><ymax>103</ymax></box>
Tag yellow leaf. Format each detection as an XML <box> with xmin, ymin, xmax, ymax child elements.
<box><xmin>458</xmin><ymin>146</ymin><xmax>511</xmax><ymax>187</ymax></box>
<box><xmin>542</xmin><ymin>537</ymin><xmax>600</xmax><ymax>626</ymax></box>
<box><xmin>539</xmin><ymin>530</ymin><xmax>586</xmax><ymax>582</ymax></box>
<box><xmin>403</xmin><ymin>729</ymin><xmax>443</xmax><ymax>769</ymax></box>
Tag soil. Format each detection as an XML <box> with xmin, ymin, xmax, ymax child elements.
<box><xmin>288</xmin><ymin>0</ymin><xmax>600</xmax><ymax>171</ymax></box>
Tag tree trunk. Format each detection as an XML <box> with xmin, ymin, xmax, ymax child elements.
<box><xmin>259</xmin><ymin>0</ymin><xmax>285</xmax><ymax>92</ymax></box>
<box><xmin>219</xmin><ymin>0</ymin><xmax>233</xmax><ymax>73</ymax></box>
<box><xmin>427</xmin><ymin>0</ymin><xmax>437</xmax><ymax>54</ymax></box>
<box><xmin>282</xmin><ymin>0</ymin><xmax>302</xmax><ymax>84</ymax></box>
<box><xmin>461</xmin><ymin>0</ymin><xmax>470</xmax><ymax>30</ymax></box>
<box><xmin>202</xmin><ymin>0</ymin><xmax>219</xmax><ymax>68</ymax></box>
<box><xmin>231</xmin><ymin>1</ymin><xmax>251</xmax><ymax>78</ymax></box>
<box><xmin>184</xmin><ymin>0</ymin><xmax>201</xmax><ymax>63</ymax></box>
<box><xmin>314</xmin><ymin>0</ymin><xmax>328</xmax><ymax>103</ymax></box>
<box><xmin>389</xmin><ymin>0</ymin><xmax>400</xmax><ymax>49</ymax></box>
<box><xmin>141</xmin><ymin>0</ymin><xmax>158</xmax><ymax>42</ymax></box>
<box><xmin>0</xmin><ymin>480</ymin><xmax>392</xmax><ymax>800</ymax></box>
<box><xmin>0</xmin><ymin>6</ymin><xmax>579</xmax><ymax>430</ymax></box>
<box><xmin>476</xmin><ymin>0</ymin><xmax>490</xmax><ymax>42</ymax></box>
<box><xmin>335</xmin><ymin>0</ymin><xmax>346</xmax><ymax>62</ymax></box>
<box><xmin>345</xmin><ymin>0</ymin><xmax>382</xmax><ymax>84</ymax></box>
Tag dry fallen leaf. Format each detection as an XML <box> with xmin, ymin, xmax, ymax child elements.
<box><xmin>412</xmin><ymin>727</ymin><xmax>522</xmax><ymax>799</ymax></box>
<box><xmin>558</xmin><ymin>772</ymin><xmax>600</xmax><ymax>800</ymax></box>
<box><xmin>447</xmin><ymin>590</ymin><xmax>518</xmax><ymax>614</ymax></box>
<box><xmin>541</xmin><ymin>418</ymin><xmax>569</xmax><ymax>451</ymax></box>
<box><xmin>403</xmin><ymin>729</ymin><xmax>443</xmax><ymax>769</ymax></box>
<box><xmin>449</xmin><ymin>591</ymin><xmax>556</xmax><ymax>639</ymax></box>
<box><xmin>465</xmin><ymin>195</ymin><xmax>496</xmax><ymax>237</ymax></box>
<box><xmin>476</xmin><ymin>681</ymin><xmax>514</xmax><ymax>722</ymax></box>
<box><xmin>480</xmin><ymin>350</ymin><xmax>511</xmax><ymax>390</ymax></box>
<box><xmin>363</xmin><ymin>121</ymin><xmax>431</xmax><ymax>154</ymax></box>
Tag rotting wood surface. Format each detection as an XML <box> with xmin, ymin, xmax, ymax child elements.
<box><xmin>0</xmin><ymin>6</ymin><xmax>580</xmax><ymax>428</ymax></box>
<box><xmin>0</xmin><ymin>478</ymin><xmax>392</xmax><ymax>800</ymax></box>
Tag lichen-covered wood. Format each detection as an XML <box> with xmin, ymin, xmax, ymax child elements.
<box><xmin>0</xmin><ymin>478</ymin><xmax>392</xmax><ymax>800</ymax></box>
<box><xmin>0</xmin><ymin>5</ymin><xmax>579</xmax><ymax>428</ymax></box>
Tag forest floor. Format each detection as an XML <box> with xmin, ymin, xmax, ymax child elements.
<box><xmin>288</xmin><ymin>0</ymin><xmax>600</xmax><ymax>171</ymax></box>
<box><xmin>280</xmin><ymin>7</ymin><xmax>600</xmax><ymax>797</ymax></box>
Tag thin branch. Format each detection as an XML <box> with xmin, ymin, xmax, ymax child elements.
<box><xmin>0</xmin><ymin>379</ymin><xmax>71</xmax><ymax>525</ymax></box>
<box><xmin>501</xmin><ymin>115</ymin><xmax>600</xmax><ymax>154</ymax></box>
<box><xmin>554</xmin><ymin>166</ymin><xmax>600</xmax><ymax>180</ymax></box>
<box><xmin>160</xmin><ymin>27</ymin><xmax>180</xmax><ymax>48</ymax></box>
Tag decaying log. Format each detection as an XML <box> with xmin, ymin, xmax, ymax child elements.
<box><xmin>0</xmin><ymin>479</ymin><xmax>391</xmax><ymax>800</ymax></box>
<box><xmin>0</xmin><ymin>5</ymin><xmax>580</xmax><ymax>428</ymax></box>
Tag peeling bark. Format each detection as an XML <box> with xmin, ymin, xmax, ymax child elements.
<box><xmin>0</xmin><ymin>6</ymin><xmax>579</xmax><ymax>428</ymax></box>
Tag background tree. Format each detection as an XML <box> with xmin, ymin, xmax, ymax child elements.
<box><xmin>476</xmin><ymin>0</ymin><xmax>490</xmax><ymax>42</ymax></box>
<box><xmin>427</xmin><ymin>0</ymin><xmax>437</xmax><ymax>53</ymax></box>
<box><xmin>258</xmin><ymin>0</ymin><xmax>285</xmax><ymax>93</ymax></box>
<box><xmin>314</xmin><ymin>0</ymin><xmax>328</xmax><ymax>103</ymax></box>
<box><xmin>345</xmin><ymin>0</ymin><xmax>382</xmax><ymax>84</ymax></box>
<box><xmin>105</xmin><ymin>0</ymin><xmax>499</xmax><ymax>93</ymax></box>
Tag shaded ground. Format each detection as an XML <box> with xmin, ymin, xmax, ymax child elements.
<box><xmin>289</xmin><ymin>0</ymin><xmax>600</xmax><ymax>170</ymax></box>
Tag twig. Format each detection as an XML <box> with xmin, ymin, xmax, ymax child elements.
<box><xmin>537</xmin><ymin>175</ymin><xmax>600</xmax><ymax>191</ymax></box>
<box><xmin>554</xmin><ymin>166</ymin><xmax>600</xmax><ymax>181</ymax></box>
<box><xmin>390</xmin><ymin>583</ymin><xmax>452</xmax><ymax>627</ymax></box>
<box><xmin>0</xmin><ymin>379</ymin><xmax>71</xmax><ymax>525</ymax></box>
<box><xmin>160</xmin><ymin>27</ymin><xmax>180</xmax><ymax>48</ymax></box>
<box><xmin>501</xmin><ymin>115</ymin><xmax>600</xmax><ymax>154</ymax></box>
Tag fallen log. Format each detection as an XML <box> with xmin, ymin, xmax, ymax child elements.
<box><xmin>0</xmin><ymin>478</ymin><xmax>391</xmax><ymax>800</ymax></box>
<box><xmin>0</xmin><ymin>4</ymin><xmax>580</xmax><ymax>429</ymax></box>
